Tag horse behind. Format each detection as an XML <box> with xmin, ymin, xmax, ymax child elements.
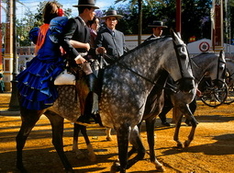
<box><xmin>16</xmin><ymin>30</ymin><xmax>194</xmax><ymax>173</ymax></box>
<box><xmin>158</xmin><ymin>50</ymin><xmax>226</xmax><ymax>148</ymax></box>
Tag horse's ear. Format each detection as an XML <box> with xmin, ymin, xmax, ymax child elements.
<box><xmin>170</xmin><ymin>28</ymin><xmax>182</xmax><ymax>40</ymax></box>
<box><xmin>219</xmin><ymin>50</ymin><xmax>225</xmax><ymax>59</ymax></box>
<box><xmin>170</xmin><ymin>28</ymin><xmax>175</xmax><ymax>39</ymax></box>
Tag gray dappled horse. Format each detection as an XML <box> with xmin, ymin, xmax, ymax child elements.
<box><xmin>158</xmin><ymin>50</ymin><xmax>226</xmax><ymax>148</ymax></box>
<box><xmin>16</xmin><ymin>30</ymin><xmax>194</xmax><ymax>173</ymax></box>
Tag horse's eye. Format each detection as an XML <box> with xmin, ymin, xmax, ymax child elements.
<box><xmin>219</xmin><ymin>66</ymin><xmax>224</xmax><ymax>70</ymax></box>
<box><xmin>178</xmin><ymin>47</ymin><xmax>187</xmax><ymax>59</ymax></box>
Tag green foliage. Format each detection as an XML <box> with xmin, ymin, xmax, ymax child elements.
<box><xmin>113</xmin><ymin>0</ymin><xmax>212</xmax><ymax>43</ymax></box>
<box><xmin>16</xmin><ymin>0</ymin><xmax>72</xmax><ymax>46</ymax></box>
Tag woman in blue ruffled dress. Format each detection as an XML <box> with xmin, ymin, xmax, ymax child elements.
<box><xmin>17</xmin><ymin>2</ymin><xmax>68</xmax><ymax>110</ymax></box>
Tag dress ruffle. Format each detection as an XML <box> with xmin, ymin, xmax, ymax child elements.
<box><xmin>17</xmin><ymin>56</ymin><xmax>65</xmax><ymax>110</ymax></box>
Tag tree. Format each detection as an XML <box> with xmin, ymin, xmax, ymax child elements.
<box><xmin>115</xmin><ymin>0</ymin><xmax>164</xmax><ymax>45</ymax></box>
<box><xmin>112</xmin><ymin>0</ymin><xmax>212</xmax><ymax>43</ymax></box>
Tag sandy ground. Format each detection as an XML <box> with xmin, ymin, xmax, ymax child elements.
<box><xmin>0</xmin><ymin>93</ymin><xmax>234</xmax><ymax>173</ymax></box>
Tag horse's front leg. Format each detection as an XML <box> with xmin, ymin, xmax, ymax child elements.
<box><xmin>80</xmin><ymin>124</ymin><xmax>96</xmax><ymax>161</ymax></box>
<box><xmin>16</xmin><ymin>108</ymin><xmax>43</xmax><ymax>172</ymax></box>
<box><xmin>72</xmin><ymin>123</ymin><xmax>86</xmax><ymax>159</ymax></box>
<box><xmin>145</xmin><ymin>119</ymin><xmax>165</xmax><ymax>172</ymax></box>
<box><xmin>106</xmin><ymin>127</ymin><xmax>113</xmax><ymax>141</ymax></box>
<box><xmin>111</xmin><ymin>124</ymin><xmax>130</xmax><ymax>173</ymax></box>
<box><xmin>45</xmin><ymin>111</ymin><xmax>73</xmax><ymax>173</ymax></box>
<box><xmin>127</xmin><ymin>125</ymin><xmax>145</xmax><ymax>169</ymax></box>
<box><xmin>173</xmin><ymin>107</ymin><xmax>183</xmax><ymax>148</ymax></box>
<box><xmin>184</xmin><ymin>100</ymin><xmax>199</xmax><ymax>148</ymax></box>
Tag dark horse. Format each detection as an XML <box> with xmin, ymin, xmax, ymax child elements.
<box><xmin>16</xmin><ymin>30</ymin><xmax>194</xmax><ymax>173</ymax></box>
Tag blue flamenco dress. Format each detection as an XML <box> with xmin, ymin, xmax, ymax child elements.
<box><xmin>17</xmin><ymin>17</ymin><xmax>68</xmax><ymax>110</ymax></box>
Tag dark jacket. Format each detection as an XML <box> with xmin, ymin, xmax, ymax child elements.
<box><xmin>62</xmin><ymin>16</ymin><xmax>93</xmax><ymax>60</ymax></box>
<box><xmin>144</xmin><ymin>35</ymin><xmax>165</xmax><ymax>42</ymax></box>
<box><xmin>96</xmin><ymin>28</ymin><xmax>128</xmax><ymax>60</ymax></box>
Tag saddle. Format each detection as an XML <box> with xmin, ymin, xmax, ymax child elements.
<box><xmin>54</xmin><ymin>57</ymin><xmax>106</xmax><ymax>91</ymax></box>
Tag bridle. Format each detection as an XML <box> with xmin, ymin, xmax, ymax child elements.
<box><xmin>172</xmin><ymin>37</ymin><xmax>194</xmax><ymax>84</ymax></box>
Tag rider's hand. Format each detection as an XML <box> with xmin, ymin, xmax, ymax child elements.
<box><xmin>75</xmin><ymin>55</ymin><xmax>87</xmax><ymax>64</ymax></box>
<box><xmin>85</xmin><ymin>43</ymin><xmax>90</xmax><ymax>51</ymax></box>
<box><xmin>96</xmin><ymin>47</ymin><xmax>107</xmax><ymax>55</ymax></box>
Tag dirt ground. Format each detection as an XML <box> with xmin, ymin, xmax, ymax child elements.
<box><xmin>0</xmin><ymin>93</ymin><xmax>234</xmax><ymax>173</ymax></box>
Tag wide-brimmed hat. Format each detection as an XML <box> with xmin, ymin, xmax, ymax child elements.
<box><xmin>148</xmin><ymin>21</ymin><xmax>167</xmax><ymax>28</ymax></box>
<box><xmin>101</xmin><ymin>10</ymin><xmax>123</xmax><ymax>20</ymax></box>
<box><xmin>73</xmin><ymin>0</ymin><xmax>99</xmax><ymax>9</ymax></box>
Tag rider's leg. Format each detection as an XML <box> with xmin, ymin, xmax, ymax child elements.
<box><xmin>77</xmin><ymin>62</ymin><xmax>99</xmax><ymax>125</ymax></box>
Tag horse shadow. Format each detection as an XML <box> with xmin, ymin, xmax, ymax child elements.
<box><xmin>0</xmin><ymin>145</ymin><xmax>117</xmax><ymax>173</ymax></box>
<box><xmin>161</xmin><ymin>133</ymin><xmax>234</xmax><ymax>156</ymax></box>
<box><xmin>195</xmin><ymin>114</ymin><xmax>234</xmax><ymax>123</ymax></box>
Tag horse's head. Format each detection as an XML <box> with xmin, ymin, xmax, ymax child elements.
<box><xmin>210</xmin><ymin>50</ymin><xmax>227</xmax><ymax>87</ymax></box>
<box><xmin>169</xmin><ymin>30</ymin><xmax>195</xmax><ymax>92</ymax></box>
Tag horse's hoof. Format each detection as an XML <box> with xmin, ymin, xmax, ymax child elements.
<box><xmin>184</xmin><ymin>140</ymin><xmax>191</xmax><ymax>148</ymax></box>
<box><xmin>88</xmin><ymin>153</ymin><xmax>97</xmax><ymax>162</ymax></box>
<box><xmin>156</xmin><ymin>165</ymin><xmax>165</xmax><ymax>172</ymax></box>
<box><xmin>64</xmin><ymin>168</ymin><xmax>74</xmax><ymax>173</ymax></box>
<box><xmin>110</xmin><ymin>159</ymin><xmax>120</xmax><ymax>173</ymax></box>
<box><xmin>177</xmin><ymin>142</ymin><xmax>183</xmax><ymax>148</ymax></box>
<box><xmin>75</xmin><ymin>150</ymin><xmax>86</xmax><ymax>159</ymax></box>
<box><xmin>106</xmin><ymin>136</ymin><xmax>113</xmax><ymax>141</ymax></box>
<box><xmin>161</xmin><ymin>122</ymin><xmax>170</xmax><ymax>126</ymax></box>
<box><xmin>17</xmin><ymin>163</ymin><xmax>28</xmax><ymax>173</ymax></box>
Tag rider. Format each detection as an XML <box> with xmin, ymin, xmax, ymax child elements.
<box><xmin>62</xmin><ymin>0</ymin><xmax>105</xmax><ymax>125</ymax></box>
<box><xmin>17</xmin><ymin>2</ymin><xmax>68</xmax><ymax>110</ymax></box>
<box><xmin>145</xmin><ymin>20</ymin><xmax>167</xmax><ymax>42</ymax></box>
<box><xmin>96</xmin><ymin>10</ymin><xmax>128</xmax><ymax>63</ymax></box>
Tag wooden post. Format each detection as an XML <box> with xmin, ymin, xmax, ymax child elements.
<box><xmin>3</xmin><ymin>0</ymin><xmax>13</xmax><ymax>91</ymax></box>
<box><xmin>176</xmin><ymin>0</ymin><xmax>181</xmax><ymax>34</ymax></box>
<box><xmin>211</xmin><ymin>0</ymin><xmax>224</xmax><ymax>53</ymax></box>
<box><xmin>9</xmin><ymin>0</ymin><xmax>19</xmax><ymax>111</ymax></box>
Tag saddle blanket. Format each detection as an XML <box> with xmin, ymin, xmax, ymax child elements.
<box><xmin>54</xmin><ymin>69</ymin><xmax>76</xmax><ymax>85</ymax></box>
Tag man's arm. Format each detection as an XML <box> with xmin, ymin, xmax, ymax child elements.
<box><xmin>61</xmin><ymin>18</ymin><xmax>87</xmax><ymax>64</ymax></box>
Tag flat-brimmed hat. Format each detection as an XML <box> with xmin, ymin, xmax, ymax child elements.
<box><xmin>148</xmin><ymin>21</ymin><xmax>167</xmax><ymax>28</ymax></box>
<box><xmin>73</xmin><ymin>0</ymin><xmax>99</xmax><ymax>9</ymax></box>
<box><xmin>101</xmin><ymin>10</ymin><xmax>123</xmax><ymax>20</ymax></box>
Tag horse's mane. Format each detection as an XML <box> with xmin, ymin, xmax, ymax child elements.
<box><xmin>122</xmin><ymin>35</ymin><xmax>172</xmax><ymax>58</ymax></box>
<box><xmin>102</xmin><ymin>35</ymin><xmax>172</xmax><ymax>69</ymax></box>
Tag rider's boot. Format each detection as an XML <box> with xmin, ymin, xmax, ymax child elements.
<box><xmin>76</xmin><ymin>62</ymin><xmax>100</xmax><ymax>126</ymax></box>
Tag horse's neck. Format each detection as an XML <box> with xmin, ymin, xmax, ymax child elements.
<box><xmin>118</xmin><ymin>41</ymin><xmax>162</xmax><ymax>81</ymax></box>
<box><xmin>191</xmin><ymin>54</ymin><xmax>216</xmax><ymax>83</ymax></box>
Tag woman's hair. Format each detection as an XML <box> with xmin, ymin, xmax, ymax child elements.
<box><xmin>43</xmin><ymin>2</ymin><xmax>60</xmax><ymax>24</ymax></box>
<box><xmin>87</xmin><ymin>16</ymin><xmax>99</xmax><ymax>27</ymax></box>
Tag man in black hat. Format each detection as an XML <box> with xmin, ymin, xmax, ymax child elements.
<box><xmin>96</xmin><ymin>10</ymin><xmax>128</xmax><ymax>62</ymax></box>
<box><xmin>145</xmin><ymin>20</ymin><xmax>167</xmax><ymax>42</ymax></box>
<box><xmin>62</xmin><ymin>0</ymin><xmax>105</xmax><ymax>125</ymax></box>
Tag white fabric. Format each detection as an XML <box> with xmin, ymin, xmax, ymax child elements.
<box><xmin>54</xmin><ymin>69</ymin><xmax>76</xmax><ymax>85</ymax></box>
